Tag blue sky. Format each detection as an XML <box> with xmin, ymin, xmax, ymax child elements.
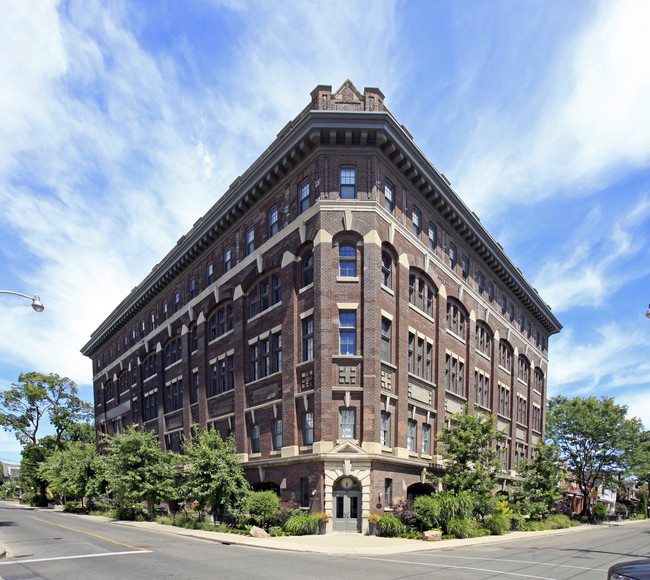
<box><xmin>1</xmin><ymin>0</ymin><xmax>649</xmax><ymax>464</ymax></box>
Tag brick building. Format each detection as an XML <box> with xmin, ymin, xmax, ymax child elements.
<box><xmin>81</xmin><ymin>81</ymin><xmax>561</xmax><ymax>533</ymax></box>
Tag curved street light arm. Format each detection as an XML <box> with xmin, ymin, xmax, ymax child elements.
<box><xmin>0</xmin><ymin>291</ymin><xmax>45</xmax><ymax>312</ymax></box>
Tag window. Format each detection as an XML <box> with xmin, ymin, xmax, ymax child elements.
<box><xmin>449</xmin><ymin>244</ymin><xmax>457</xmax><ymax>270</ymax></box>
<box><xmin>249</xmin><ymin>275</ymin><xmax>282</xmax><ymax>318</ymax></box>
<box><xmin>339</xmin><ymin>311</ymin><xmax>357</xmax><ymax>355</ymax></box>
<box><xmin>412</xmin><ymin>206</ymin><xmax>421</xmax><ymax>237</ymax></box>
<box><xmin>191</xmin><ymin>372</ymin><xmax>199</xmax><ymax>404</ymax></box>
<box><xmin>224</xmin><ymin>247</ymin><xmax>232</xmax><ymax>273</ymax></box>
<box><xmin>384</xmin><ymin>181</ymin><xmax>395</xmax><ymax>213</ymax></box>
<box><xmin>417</xmin><ymin>337</ymin><xmax>424</xmax><ymax>377</ymax></box>
<box><xmin>517</xmin><ymin>395</ymin><xmax>527</xmax><ymax>426</ymax></box>
<box><xmin>149</xmin><ymin>312</ymin><xmax>156</xmax><ymax>332</ymax></box>
<box><xmin>499</xmin><ymin>341</ymin><xmax>513</xmax><ymax>372</ymax></box>
<box><xmin>508</xmin><ymin>303</ymin><xmax>515</xmax><ymax>323</ymax></box>
<box><xmin>143</xmin><ymin>354</ymin><xmax>157</xmax><ymax>380</ymax></box>
<box><xmin>140</xmin><ymin>320</ymin><xmax>146</xmax><ymax>339</ymax></box>
<box><xmin>384</xmin><ymin>478</ymin><xmax>393</xmax><ymax>507</ymax></box>
<box><xmin>249</xmin><ymin>344</ymin><xmax>259</xmax><ymax>382</ymax></box>
<box><xmin>407</xmin><ymin>419</ymin><xmax>417</xmax><ymax>453</ymax></box>
<box><xmin>488</xmin><ymin>282</ymin><xmax>494</xmax><ymax>303</ymax></box>
<box><xmin>408</xmin><ymin>333</ymin><xmax>414</xmax><ymax>374</ymax></box>
<box><xmin>301</xmin><ymin>252</ymin><xmax>314</xmax><ymax>287</ymax></box>
<box><xmin>300</xmin><ymin>477</ymin><xmax>310</xmax><ymax>507</ymax></box>
<box><xmin>299</xmin><ymin>181</ymin><xmax>310</xmax><ymax>214</ymax></box>
<box><xmin>461</xmin><ymin>256</ymin><xmax>469</xmax><ymax>280</ymax></box>
<box><xmin>339</xmin><ymin>244</ymin><xmax>356</xmax><ymax>277</ymax></box>
<box><xmin>143</xmin><ymin>392</ymin><xmax>158</xmax><ymax>422</ymax></box>
<box><xmin>164</xmin><ymin>380</ymin><xmax>183</xmax><ymax>413</ymax></box>
<box><xmin>478</xmin><ymin>272</ymin><xmax>484</xmax><ymax>294</ymax></box>
<box><xmin>533</xmin><ymin>368</ymin><xmax>544</xmax><ymax>394</ymax></box>
<box><xmin>173</xmin><ymin>292</ymin><xmax>180</xmax><ymax>313</ymax></box>
<box><xmin>189</xmin><ymin>278</ymin><xmax>196</xmax><ymax>300</ymax></box>
<box><xmin>164</xmin><ymin>338</ymin><xmax>183</xmax><ymax>368</ymax></box>
<box><xmin>426</xmin><ymin>342</ymin><xmax>432</xmax><ymax>381</ymax></box>
<box><xmin>445</xmin><ymin>353</ymin><xmax>465</xmax><ymax>396</ymax></box>
<box><xmin>409</xmin><ymin>272</ymin><xmax>435</xmax><ymax>316</ymax></box>
<box><xmin>340</xmin><ymin>168</ymin><xmax>356</xmax><ymax>199</ymax></box>
<box><xmin>532</xmin><ymin>405</ymin><xmax>542</xmax><ymax>432</ymax></box>
<box><xmin>380</xmin><ymin>411</ymin><xmax>391</xmax><ymax>447</ymax></box>
<box><xmin>303</xmin><ymin>411</ymin><xmax>314</xmax><ymax>445</ymax></box>
<box><xmin>498</xmin><ymin>384</ymin><xmax>510</xmax><ymax>416</ymax></box>
<box><xmin>162</xmin><ymin>302</ymin><xmax>168</xmax><ymax>321</ymax></box>
<box><xmin>207</xmin><ymin>263</ymin><xmax>214</xmax><ymax>285</ymax></box>
<box><xmin>260</xmin><ymin>339</ymin><xmax>270</xmax><ymax>378</ymax></box>
<box><xmin>475</xmin><ymin>322</ymin><xmax>492</xmax><ymax>357</ymax></box>
<box><xmin>518</xmin><ymin>356</ymin><xmax>530</xmax><ymax>384</ymax></box>
<box><xmin>339</xmin><ymin>407</ymin><xmax>356</xmax><ymax>439</ymax></box>
<box><xmin>446</xmin><ymin>300</ymin><xmax>466</xmax><ymax>338</ymax></box>
<box><xmin>381</xmin><ymin>251</ymin><xmax>392</xmax><ymax>288</ymax></box>
<box><xmin>422</xmin><ymin>424</ymin><xmax>431</xmax><ymax>455</ymax></box>
<box><xmin>381</xmin><ymin>318</ymin><xmax>391</xmax><ymax>363</ymax></box>
<box><xmin>428</xmin><ymin>223</ymin><xmax>437</xmax><ymax>250</ymax></box>
<box><xmin>105</xmin><ymin>380</ymin><xmax>114</xmax><ymax>401</ymax></box>
<box><xmin>250</xmin><ymin>424</ymin><xmax>260</xmax><ymax>454</ymax></box>
<box><xmin>474</xmin><ymin>370</ymin><xmax>490</xmax><ymax>408</ymax></box>
<box><xmin>246</xmin><ymin>227</ymin><xmax>255</xmax><ymax>255</ymax></box>
<box><xmin>191</xmin><ymin>326</ymin><xmax>198</xmax><ymax>352</ymax></box>
<box><xmin>302</xmin><ymin>317</ymin><xmax>314</xmax><ymax>361</ymax></box>
<box><xmin>268</xmin><ymin>206</ymin><xmax>279</xmax><ymax>237</ymax></box>
<box><xmin>272</xmin><ymin>418</ymin><xmax>283</xmax><ymax>450</ymax></box>
<box><xmin>500</xmin><ymin>295</ymin><xmax>507</xmax><ymax>315</ymax></box>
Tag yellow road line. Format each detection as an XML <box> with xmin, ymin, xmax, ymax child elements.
<box><xmin>32</xmin><ymin>517</ymin><xmax>151</xmax><ymax>552</ymax></box>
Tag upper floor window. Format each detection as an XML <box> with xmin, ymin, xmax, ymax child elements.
<box><xmin>339</xmin><ymin>244</ymin><xmax>357</xmax><ymax>277</ymax></box>
<box><xmin>409</xmin><ymin>271</ymin><xmax>435</xmax><ymax>316</ymax></box>
<box><xmin>173</xmin><ymin>291</ymin><xmax>180</xmax><ymax>313</ymax></box>
<box><xmin>302</xmin><ymin>317</ymin><xmax>314</xmax><ymax>361</ymax></box>
<box><xmin>340</xmin><ymin>168</ymin><xmax>356</xmax><ymax>199</ymax></box>
<box><xmin>475</xmin><ymin>322</ymin><xmax>492</xmax><ymax>357</ymax></box>
<box><xmin>381</xmin><ymin>251</ymin><xmax>392</xmax><ymax>288</ymax></box>
<box><xmin>339</xmin><ymin>407</ymin><xmax>356</xmax><ymax>439</ymax></box>
<box><xmin>518</xmin><ymin>356</ymin><xmax>530</xmax><ymax>384</ymax></box>
<box><xmin>412</xmin><ymin>206</ymin><xmax>421</xmax><ymax>237</ymax></box>
<box><xmin>474</xmin><ymin>370</ymin><xmax>490</xmax><ymax>408</ymax></box>
<box><xmin>299</xmin><ymin>181</ymin><xmax>310</xmax><ymax>214</ymax></box>
<box><xmin>446</xmin><ymin>299</ymin><xmax>466</xmax><ymax>338</ymax></box>
<box><xmin>189</xmin><ymin>278</ymin><xmax>196</xmax><ymax>300</ymax></box>
<box><xmin>143</xmin><ymin>354</ymin><xmax>157</xmax><ymax>380</ymax></box>
<box><xmin>381</xmin><ymin>317</ymin><xmax>391</xmax><ymax>363</ymax></box>
<box><xmin>421</xmin><ymin>424</ymin><xmax>431</xmax><ymax>455</ymax></box>
<box><xmin>272</xmin><ymin>418</ymin><xmax>283</xmax><ymax>451</ymax></box>
<box><xmin>380</xmin><ymin>411</ymin><xmax>391</xmax><ymax>447</ymax></box>
<box><xmin>449</xmin><ymin>244</ymin><xmax>457</xmax><ymax>270</ymax></box>
<box><xmin>428</xmin><ymin>223</ymin><xmax>437</xmax><ymax>251</ymax></box>
<box><xmin>500</xmin><ymin>295</ymin><xmax>507</xmax><ymax>314</ymax></box>
<box><xmin>162</xmin><ymin>302</ymin><xmax>168</xmax><ymax>321</ymax></box>
<box><xmin>246</xmin><ymin>227</ymin><xmax>255</xmax><ymax>255</ymax></box>
<box><xmin>499</xmin><ymin>341</ymin><xmax>513</xmax><ymax>372</ymax></box>
<box><xmin>224</xmin><ymin>247</ymin><xmax>232</xmax><ymax>273</ymax></box>
<box><xmin>339</xmin><ymin>311</ymin><xmax>357</xmax><ymax>355</ymax></box>
<box><xmin>249</xmin><ymin>274</ymin><xmax>282</xmax><ymax>318</ymax></box>
<box><xmin>533</xmin><ymin>368</ymin><xmax>544</xmax><ymax>394</ymax></box>
<box><xmin>445</xmin><ymin>353</ymin><xmax>465</xmax><ymax>397</ymax></box>
<box><xmin>164</xmin><ymin>380</ymin><xmax>183</xmax><ymax>414</ymax></box>
<box><xmin>302</xmin><ymin>411</ymin><xmax>314</xmax><ymax>446</ymax></box>
<box><xmin>488</xmin><ymin>283</ymin><xmax>494</xmax><ymax>303</ymax></box>
<box><xmin>149</xmin><ymin>312</ymin><xmax>156</xmax><ymax>332</ymax></box>
<box><xmin>384</xmin><ymin>181</ymin><xmax>395</xmax><ymax>213</ymax></box>
<box><xmin>164</xmin><ymin>338</ymin><xmax>183</xmax><ymax>368</ymax></box>
<box><xmin>407</xmin><ymin>419</ymin><xmax>417</xmax><ymax>453</ymax></box>
<box><xmin>301</xmin><ymin>252</ymin><xmax>314</xmax><ymax>287</ymax></box>
<box><xmin>461</xmin><ymin>256</ymin><xmax>469</xmax><ymax>280</ymax></box>
<box><xmin>207</xmin><ymin>263</ymin><xmax>214</xmax><ymax>285</ymax></box>
<box><xmin>478</xmin><ymin>272</ymin><xmax>485</xmax><ymax>294</ymax></box>
<box><xmin>250</xmin><ymin>423</ymin><xmax>260</xmax><ymax>454</ymax></box>
<box><xmin>268</xmin><ymin>206</ymin><xmax>279</xmax><ymax>237</ymax></box>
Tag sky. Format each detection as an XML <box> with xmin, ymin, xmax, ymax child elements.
<box><xmin>1</xmin><ymin>0</ymin><xmax>649</xmax><ymax>464</ymax></box>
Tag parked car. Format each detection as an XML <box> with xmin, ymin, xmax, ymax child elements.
<box><xmin>608</xmin><ymin>560</ymin><xmax>650</xmax><ymax>580</ymax></box>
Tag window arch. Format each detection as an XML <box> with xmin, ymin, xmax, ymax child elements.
<box><xmin>446</xmin><ymin>298</ymin><xmax>467</xmax><ymax>338</ymax></box>
<box><xmin>533</xmin><ymin>367</ymin><xmax>544</xmax><ymax>394</ymax></box>
<box><xmin>518</xmin><ymin>355</ymin><xmax>531</xmax><ymax>384</ymax></box>
<box><xmin>474</xmin><ymin>321</ymin><xmax>493</xmax><ymax>357</ymax></box>
<box><xmin>381</xmin><ymin>249</ymin><xmax>395</xmax><ymax>289</ymax></box>
<box><xmin>409</xmin><ymin>270</ymin><xmax>436</xmax><ymax>316</ymax></box>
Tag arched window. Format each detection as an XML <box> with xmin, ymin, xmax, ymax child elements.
<box><xmin>475</xmin><ymin>321</ymin><xmax>492</xmax><ymax>357</ymax></box>
<box><xmin>518</xmin><ymin>356</ymin><xmax>530</xmax><ymax>384</ymax></box>
<box><xmin>446</xmin><ymin>298</ymin><xmax>467</xmax><ymax>338</ymax></box>
<box><xmin>339</xmin><ymin>244</ymin><xmax>357</xmax><ymax>277</ymax></box>
<box><xmin>409</xmin><ymin>271</ymin><xmax>435</xmax><ymax>316</ymax></box>
<box><xmin>499</xmin><ymin>340</ymin><xmax>513</xmax><ymax>373</ymax></box>
<box><xmin>381</xmin><ymin>251</ymin><xmax>392</xmax><ymax>288</ymax></box>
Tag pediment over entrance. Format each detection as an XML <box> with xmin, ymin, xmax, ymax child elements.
<box><xmin>329</xmin><ymin>440</ymin><xmax>366</xmax><ymax>455</ymax></box>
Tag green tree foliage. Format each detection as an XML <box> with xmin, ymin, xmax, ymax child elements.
<box><xmin>546</xmin><ymin>396</ymin><xmax>643</xmax><ymax>516</ymax></box>
<box><xmin>638</xmin><ymin>491</ymin><xmax>647</xmax><ymax>519</ymax></box>
<box><xmin>632</xmin><ymin>431</ymin><xmax>650</xmax><ymax>488</ymax></box>
<box><xmin>19</xmin><ymin>439</ymin><xmax>57</xmax><ymax>506</ymax></box>
<box><xmin>105</xmin><ymin>427</ymin><xmax>177</xmax><ymax>514</ymax></box>
<box><xmin>0</xmin><ymin>372</ymin><xmax>92</xmax><ymax>448</ymax></box>
<box><xmin>513</xmin><ymin>443</ymin><xmax>564</xmax><ymax>518</ymax></box>
<box><xmin>247</xmin><ymin>490</ymin><xmax>281</xmax><ymax>529</ymax></box>
<box><xmin>436</xmin><ymin>405</ymin><xmax>505</xmax><ymax>496</ymax></box>
<box><xmin>41</xmin><ymin>441</ymin><xmax>106</xmax><ymax>508</ymax></box>
<box><xmin>181</xmin><ymin>428</ymin><xmax>250</xmax><ymax>521</ymax></box>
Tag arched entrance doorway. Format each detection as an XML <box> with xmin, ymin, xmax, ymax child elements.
<box><xmin>332</xmin><ymin>476</ymin><xmax>361</xmax><ymax>533</ymax></box>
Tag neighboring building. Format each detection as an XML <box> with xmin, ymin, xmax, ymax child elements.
<box><xmin>81</xmin><ymin>81</ymin><xmax>561</xmax><ymax>533</ymax></box>
<box><xmin>2</xmin><ymin>462</ymin><xmax>20</xmax><ymax>481</ymax></box>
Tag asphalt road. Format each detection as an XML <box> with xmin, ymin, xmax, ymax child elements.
<box><xmin>0</xmin><ymin>503</ymin><xmax>648</xmax><ymax>579</ymax></box>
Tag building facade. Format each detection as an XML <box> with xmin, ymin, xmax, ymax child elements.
<box><xmin>82</xmin><ymin>81</ymin><xmax>561</xmax><ymax>533</ymax></box>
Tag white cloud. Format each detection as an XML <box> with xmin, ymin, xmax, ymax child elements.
<box><xmin>453</xmin><ymin>0</ymin><xmax>650</xmax><ymax>215</ymax></box>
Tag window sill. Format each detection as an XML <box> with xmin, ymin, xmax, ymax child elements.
<box><xmin>299</xmin><ymin>283</ymin><xmax>314</xmax><ymax>294</ymax></box>
<box><xmin>381</xmin><ymin>284</ymin><xmax>394</xmax><ymax>296</ymax></box>
<box><xmin>445</xmin><ymin>329</ymin><xmax>466</xmax><ymax>343</ymax></box>
<box><xmin>336</xmin><ymin>276</ymin><xmax>360</xmax><ymax>283</ymax></box>
<box><xmin>208</xmin><ymin>329</ymin><xmax>234</xmax><ymax>345</ymax></box>
<box><xmin>247</xmin><ymin>300</ymin><xmax>282</xmax><ymax>324</ymax></box>
<box><xmin>475</xmin><ymin>349</ymin><xmax>491</xmax><ymax>362</ymax></box>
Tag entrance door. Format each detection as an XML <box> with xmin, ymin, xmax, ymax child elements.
<box><xmin>333</xmin><ymin>491</ymin><xmax>361</xmax><ymax>533</ymax></box>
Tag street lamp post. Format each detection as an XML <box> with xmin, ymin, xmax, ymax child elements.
<box><xmin>0</xmin><ymin>291</ymin><xmax>45</xmax><ymax>312</ymax></box>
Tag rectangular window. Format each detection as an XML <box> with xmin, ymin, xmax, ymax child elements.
<box><xmin>272</xmin><ymin>333</ymin><xmax>282</xmax><ymax>374</ymax></box>
<box><xmin>339</xmin><ymin>311</ymin><xmax>356</xmax><ymax>355</ymax></box>
<box><xmin>300</xmin><ymin>477</ymin><xmax>310</xmax><ymax>507</ymax></box>
<box><xmin>426</xmin><ymin>343</ymin><xmax>432</xmax><ymax>381</ymax></box>
<box><xmin>381</xmin><ymin>318</ymin><xmax>391</xmax><ymax>363</ymax></box>
<box><xmin>249</xmin><ymin>344</ymin><xmax>258</xmax><ymax>382</ymax></box>
<box><xmin>339</xmin><ymin>244</ymin><xmax>356</xmax><ymax>277</ymax></box>
<box><xmin>272</xmin><ymin>418</ymin><xmax>283</xmax><ymax>450</ymax></box>
<box><xmin>149</xmin><ymin>312</ymin><xmax>155</xmax><ymax>332</ymax></box>
<box><xmin>299</xmin><ymin>182</ymin><xmax>310</xmax><ymax>214</ymax></box>
<box><xmin>301</xmin><ymin>252</ymin><xmax>314</xmax><ymax>287</ymax></box>
<box><xmin>303</xmin><ymin>411</ymin><xmax>314</xmax><ymax>445</ymax></box>
<box><xmin>380</xmin><ymin>411</ymin><xmax>391</xmax><ymax>447</ymax></box>
<box><xmin>189</xmin><ymin>278</ymin><xmax>196</xmax><ymax>299</ymax></box>
<box><xmin>381</xmin><ymin>252</ymin><xmax>392</xmax><ymax>288</ymax></box>
<box><xmin>488</xmin><ymin>283</ymin><xmax>494</xmax><ymax>303</ymax></box>
<box><xmin>272</xmin><ymin>274</ymin><xmax>282</xmax><ymax>303</ymax></box>
<box><xmin>250</xmin><ymin>424</ymin><xmax>260</xmax><ymax>454</ymax></box>
<box><xmin>260</xmin><ymin>338</ymin><xmax>270</xmax><ymax>378</ymax></box>
<box><xmin>302</xmin><ymin>317</ymin><xmax>314</xmax><ymax>361</ymax></box>
<box><xmin>340</xmin><ymin>168</ymin><xmax>356</xmax><ymax>199</ymax></box>
<box><xmin>249</xmin><ymin>288</ymin><xmax>259</xmax><ymax>318</ymax></box>
<box><xmin>384</xmin><ymin>478</ymin><xmax>393</xmax><ymax>507</ymax></box>
<box><xmin>207</xmin><ymin>263</ymin><xmax>214</xmax><ymax>285</ymax></box>
<box><xmin>268</xmin><ymin>206</ymin><xmax>279</xmax><ymax>237</ymax></box>
<box><xmin>260</xmin><ymin>279</ymin><xmax>270</xmax><ymax>311</ymax></box>
<box><xmin>408</xmin><ymin>332</ymin><xmax>414</xmax><ymax>374</ymax></box>
<box><xmin>162</xmin><ymin>302</ymin><xmax>168</xmax><ymax>321</ymax></box>
<box><xmin>246</xmin><ymin>227</ymin><xmax>255</xmax><ymax>255</ymax></box>
<box><xmin>339</xmin><ymin>407</ymin><xmax>356</xmax><ymax>439</ymax></box>
<box><xmin>449</xmin><ymin>244</ymin><xmax>457</xmax><ymax>270</ymax></box>
<box><xmin>173</xmin><ymin>292</ymin><xmax>180</xmax><ymax>313</ymax></box>
<box><xmin>428</xmin><ymin>223</ymin><xmax>437</xmax><ymax>250</ymax></box>
<box><xmin>462</xmin><ymin>256</ymin><xmax>469</xmax><ymax>279</ymax></box>
<box><xmin>407</xmin><ymin>419</ymin><xmax>417</xmax><ymax>453</ymax></box>
<box><xmin>224</xmin><ymin>247</ymin><xmax>232</xmax><ymax>273</ymax></box>
<box><xmin>191</xmin><ymin>372</ymin><xmax>199</xmax><ymax>404</ymax></box>
<box><xmin>218</xmin><ymin>359</ymin><xmax>227</xmax><ymax>393</ymax></box>
<box><xmin>422</xmin><ymin>424</ymin><xmax>431</xmax><ymax>455</ymax></box>
<box><xmin>478</xmin><ymin>272</ymin><xmax>484</xmax><ymax>294</ymax></box>
<box><xmin>384</xmin><ymin>181</ymin><xmax>395</xmax><ymax>213</ymax></box>
<box><xmin>412</xmin><ymin>207</ymin><xmax>421</xmax><ymax>237</ymax></box>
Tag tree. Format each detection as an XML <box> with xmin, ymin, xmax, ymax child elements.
<box><xmin>512</xmin><ymin>443</ymin><xmax>564</xmax><ymax>518</ymax></box>
<box><xmin>0</xmin><ymin>372</ymin><xmax>92</xmax><ymax>448</ymax></box>
<box><xmin>105</xmin><ymin>427</ymin><xmax>177</xmax><ymax>516</ymax></box>
<box><xmin>435</xmin><ymin>405</ymin><xmax>506</xmax><ymax>496</ymax></box>
<box><xmin>546</xmin><ymin>395</ymin><xmax>643</xmax><ymax>516</ymax></box>
<box><xmin>182</xmin><ymin>428</ymin><xmax>250</xmax><ymax>522</ymax></box>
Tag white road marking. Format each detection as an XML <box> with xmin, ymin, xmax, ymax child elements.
<box><xmin>0</xmin><ymin>550</ymin><xmax>151</xmax><ymax>566</ymax></box>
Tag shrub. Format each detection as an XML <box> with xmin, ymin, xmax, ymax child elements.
<box><xmin>638</xmin><ymin>492</ymin><xmax>647</xmax><ymax>519</ymax></box>
<box><xmin>377</xmin><ymin>513</ymin><xmax>404</xmax><ymax>537</ymax></box>
<box><xmin>438</xmin><ymin>491</ymin><xmax>474</xmax><ymax>522</ymax></box>
<box><xmin>592</xmin><ymin>503</ymin><xmax>607</xmax><ymax>517</ymax></box>
<box><xmin>413</xmin><ymin>495</ymin><xmax>441</xmax><ymax>530</ymax></box>
<box><xmin>156</xmin><ymin>516</ymin><xmax>173</xmax><ymax>526</ymax></box>
<box><xmin>268</xmin><ymin>526</ymin><xmax>284</xmax><ymax>536</ymax></box>
<box><xmin>544</xmin><ymin>514</ymin><xmax>571</xmax><ymax>529</ymax></box>
<box><xmin>485</xmin><ymin>513</ymin><xmax>509</xmax><ymax>535</ymax></box>
<box><xmin>509</xmin><ymin>514</ymin><xmax>525</xmax><ymax>531</ymax></box>
<box><xmin>284</xmin><ymin>513</ymin><xmax>319</xmax><ymax>536</ymax></box>
<box><xmin>247</xmin><ymin>491</ymin><xmax>281</xmax><ymax>530</ymax></box>
<box><xmin>446</xmin><ymin>518</ymin><xmax>479</xmax><ymax>539</ymax></box>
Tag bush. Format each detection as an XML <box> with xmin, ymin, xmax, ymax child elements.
<box><xmin>113</xmin><ymin>505</ymin><xmax>142</xmax><ymax>520</ymax></box>
<box><xmin>392</xmin><ymin>499</ymin><xmax>418</xmax><ymax>528</ymax></box>
<box><xmin>377</xmin><ymin>513</ymin><xmax>404</xmax><ymax>537</ymax></box>
<box><xmin>592</xmin><ymin>503</ymin><xmax>607</xmax><ymax>517</ymax></box>
<box><xmin>446</xmin><ymin>518</ymin><xmax>479</xmax><ymax>539</ymax></box>
<box><xmin>544</xmin><ymin>514</ymin><xmax>571</xmax><ymax>529</ymax></box>
<box><xmin>284</xmin><ymin>513</ymin><xmax>319</xmax><ymax>536</ymax></box>
<box><xmin>438</xmin><ymin>491</ymin><xmax>474</xmax><ymax>522</ymax></box>
<box><xmin>413</xmin><ymin>495</ymin><xmax>441</xmax><ymax>530</ymax></box>
<box><xmin>485</xmin><ymin>513</ymin><xmax>509</xmax><ymax>535</ymax></box>
<box><xmin>268</xmin><ymin>526</ymin><xmax>284</xmax><ymax>536</ymax></box>
<box><xmin>247</xmin><ymin>491</ymin><xmax>281</xmax><ymax>530</ymax></box>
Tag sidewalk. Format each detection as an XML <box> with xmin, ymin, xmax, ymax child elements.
<box><xmin>5</xmin><ymin>502</ymin><xmax>643</xmax><ymax>556</ymax></box>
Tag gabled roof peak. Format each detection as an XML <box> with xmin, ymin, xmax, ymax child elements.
<box><xmin>310</xmin><ymin>80</ymin><xmax>386</xmax><ymax>112</ymax></box>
